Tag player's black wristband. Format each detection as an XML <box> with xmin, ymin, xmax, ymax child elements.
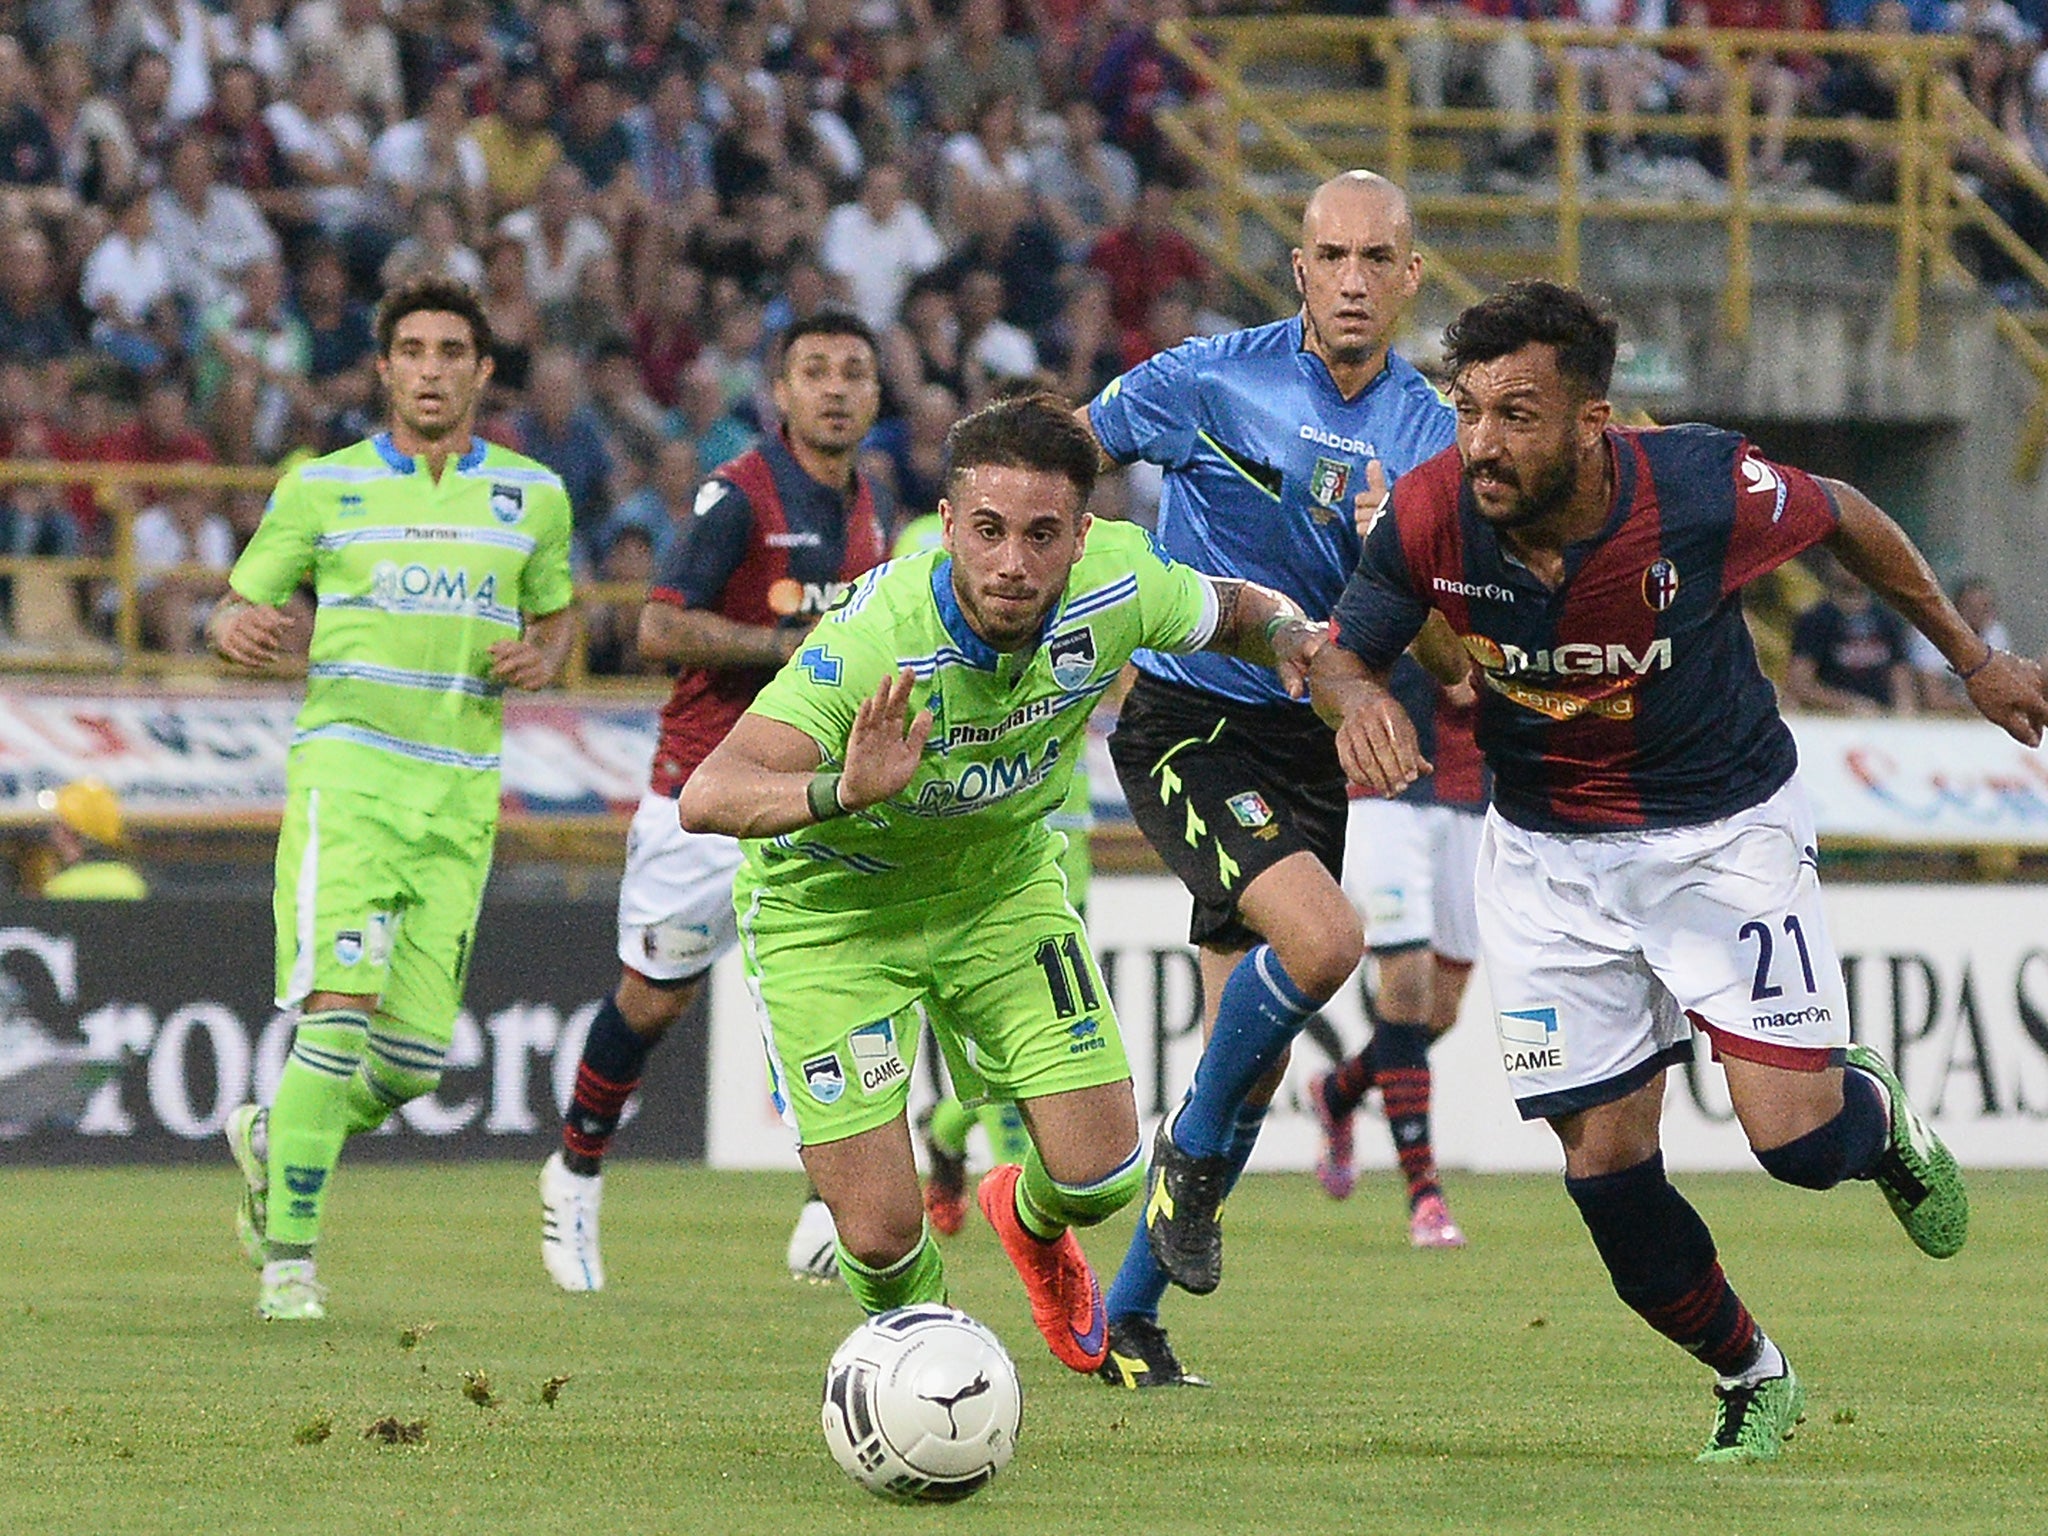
<box><xmin>1951</xmin><ymin>646</ymin><xmax>1998</xmax><ymax>682</ymax></box>
<box><xmin>806</xmin><ymin>772</ymin><xmax>849</xmax><ymax>822</ymax></box>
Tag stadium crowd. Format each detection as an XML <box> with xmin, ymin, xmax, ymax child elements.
<box><xmin>0</xmin><ymin>0</ymin><xmax>2036</xmax><ymax>665</ymax></box>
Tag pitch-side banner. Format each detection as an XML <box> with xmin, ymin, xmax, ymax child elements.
<box><xmin>0</xmin><ymin>689</ymin><xmax>658</xmax><ymax>821</ymax></box>
<box><xmin>705</xmin><ymin>877</ymin><xmax>2048</xmax><ymax>1173</ymax></box>
<box><xmin>0</xmin><ymin>900</ymin><xmax>706</xmax><ymax>1164</ymax></box>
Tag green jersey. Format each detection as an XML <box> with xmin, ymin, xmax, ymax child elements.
<box><xmin>230</xmin><ymin>433</ymin><xmax>577</xmax><ymax>823</ymax></box>
<box><xmin>742</xmin><ymin>519</ymin><xmax>1215</xmax><ymax>909</ymax></box>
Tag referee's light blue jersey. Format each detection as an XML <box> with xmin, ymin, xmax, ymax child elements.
<box><xmin>1088</xmin><ymin>314</ymin><xmax>1454</xmax><ymax>708</ymax></box>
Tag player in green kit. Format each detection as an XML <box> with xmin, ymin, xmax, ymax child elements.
<box><xmin>678</xmin><ymin>394</ymin><xmax>1325</xmax><ymax>1371</ymax></box>
<box><xmin>891</xmin><ymin>507</ymin><xmax>1088</xmax><ymax>1234</ymax></box>
<box><xmin>209</xmin><ymin>276</ymin><xmax>577</xmax><ymax>1321</ymax></box>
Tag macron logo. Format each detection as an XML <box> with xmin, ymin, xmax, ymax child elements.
<box><xmin>1433</xmin><ymin>577</ymin><xmax>1514</xmax><ymax>603</ymax></box>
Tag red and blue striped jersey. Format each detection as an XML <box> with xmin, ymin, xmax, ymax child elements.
<box><xmin>1332</xmin><ymin>424</ymin><xmax>1839</xmax><ymax>832</ymax></box>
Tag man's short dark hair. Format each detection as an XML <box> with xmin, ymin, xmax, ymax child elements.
<box><xmin>373</xmin><ymin>275</ymin><xmax>496</xmax><ymax>360</ymax></box>
<box><xmin>943</xmin><ymin>391</ymin><xmax>1097</xmax><ymax>508</ymax></box>
<box><xmin>1442</xmin><ymin>280</ymin><xmax>1619</xmax><ymax>400</ymax></box>
<box><xmin>775</xmin><ymin>309</ymin><xmax>879</xmax><ymax>377</ymax></box>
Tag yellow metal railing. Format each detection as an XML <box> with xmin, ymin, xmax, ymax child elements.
<box><xmin>0</xmin><ymin>460</ymin><xmax>657</xmax><ymax>684</ymax></box>
<box><xmin>1157</xmin><ymin>16</ymin><xmax>1967</xmax><ymax>347</ymax></box>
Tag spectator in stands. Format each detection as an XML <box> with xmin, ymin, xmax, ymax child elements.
<box><xmin>876</xmin><ymin>379</ymin><xmax>957</xmax><ymax>525</ymax></box>
<box><xmin>629</xmin><ymin>254</ymin><xmax>704</xmax><ymax>408</ymax></box>
<box><xmin>625</xmin><ymin>64</ymin><xmax>719</xmax><ymax>227</ymax></box>
<box><xmin>197</xmin><ymin>59</ymin><xmax>290</xmax><ymax>226</ymax></box>
<box><xmin>690</xmin><ymin>184</ymin><xmax>804</xmax><ymax>301</ymax></box>
<box><xmin>0</xmin><ymin>225</ymin><xmax>82</xmax><ymax>367</ymax></box>
<box><xmin>952</xmin><ymin>181</ymin><xmax>1068</xmax><ymax>339</ymax></box>
<box><xmin>1090</xmin><ymin>0</ymin><xmax>1208</xmax><ymax>179</ymax></box>
<box><xmin>1912</xmin><ymin>575</ymin><xmax>2012</xmax><ymax>712</ymax></box>
<box><xmin>709</xmin><ymin>78</ymin><xmax>792</xmax><ymax>208</ymax></box>
<box><xmin>1089</xmin><ymin>180</ymin><xmax>1206</xmax><ymax>333</ymax></box>
<box><xmin>408</xmin><ymin>0</ymin><xmax>501</xmax><ymax>117</ymax></box>
<box><xmin>195</xmin><ymin>256</ymin><xmax>310</xmax><ymax>461</ymax></box>
<box><xmin>696</xmin><ymin>292</ymin><xmax>769</xmax><ymax>415</ymax></box>
<box><xmin>880</xmin><ymin>274</ymin><xmax>966</xmax><ymax>402</ymax></box>
<box><xmin>81</xmin><ymin>1</ymin><xmax>152</xmax><ymax>95</ymax></box>
<box><xmin>500</xmin><ymin>161</ymin><xmax>615</xmax><ymax>311</ymax></box>
<box><xmin>924</xmin><ymin>0</ymin><xmax>1040</xmax><ymax>135</ymax></box>
<box><xmin>1042</xmin><ymin>270</ymin><xmax>1127</xmax><ymax>405</ymax></box>
<box><xmin>516</xmin><ymin>345</ymin><xmax>617</xmax><ymax>564</ymax></box>
<box><xmin>1784</xmin><ymin>551</ymin><xmax>1918</xmax><ymax>714</ymax></box>
<box><xmin>210</xmin><ymin>0</ymin><xmax>291</xmax><ymax>91</ymax></box>
<box><xmin>134</xmin><ymin>485</ymin><xmax>233</xmax><ymax>652</ymax></box>
<box><xmin>41</xmin><ymin>39</ymin><xmax>140</xmax><ymax>207</ymax></box>
<box><xmin>587</xmin><ymin>334</ymin><xmax>671</xmax><ymax>469</ymax></box>
<box><xmin>1950</xmin><ymin>8</ymin><xmax>2048</xmax><ymax>303</ymax></box>
<box><xmin>561</xmin><ymin>72</ymin><xmax>641</xmax><ymax>227</ymax></box>
<box><xmin>0</xmin><ymin>36</ymin><xmax>74</xmax><ymax>227</ymax></box>
<box><xmin>117</xmin><ymin>48</ymin><xmax>178</xmax><ymax>185</ymax></box>
<box><xmin>956</xmin><ymin>265</ymin><xmax>1037</xmax><ymax>401</ymax></box>
<box><xmin>286</xmin><ymin>0</ymin><xmax>405</xmax><ymax>130</ymax></box>
<box><xmin>93</xmin><ymin>371</ymin><xmax>216</xmax><ymax>543</ymax></box>
<box><xmin>1816</xmin><ymin>0</ymin><xmax>1912</xmax><ymax>201</ymax></box>
<box><xmin>80</xmin><ymin>186</ymin><xmax>180</xmax><ymax>376</ymax></box>
<box><xmin>149</xmin><ymin>130</ymin><xmax>280</xmax><ymax>314</ymax></box>
<box><xmin>0</xmin><ymin>415</ymin><xmax>84</xmax><ymax>561</ymax></box>
<box><xmin>265</xmin><ymin>51</ymin><xmax>373</xmax><ymax>243</ymax></box>
<box><xmin>1120</xmin><ymin>278</ymin><xmax>1200</xmax><ymax>368</ymax></box>
<box><xmin>479</xmin><ymin>232</ymin><xmax>542</xmax><ymax>394</ymax></box>
<box><xmin>602</xmin><ymin>434</ymin><xmax>700</xmax><ymax>573</ymax></box>
<box><xmin>667</xmin><ymin>357</ymin><xmax>756</xmax><ymax>468</ymax></box>
<box><xmin>940</xmin><ymin>90</ymin><xmax>1033</xmax><ymax>236</ymax></box>
<box><xmin>1676</xmin><ymin>0</ymin><xmax>1827</xmax><ymax>187</ymax></box>
<box><xmin>380</xmin><ymin>190</ymin><xmax>485</xmax><ymax>290</ymax></box>
<box><xmin>368</xmin><ymin>74</ymin><xmax>489</xmax><ymax>238</ymax></box>
<box><xmin>294</xmin><ymin>241</ymin><xmax>376</xmax><ymax>446</ymax></box>
<box><xmin>1404</xmin><ymin>0</ymin><xmax>1547</xmax><ymax>186</ymax></box>
<box><xmin>583</xmin><ymin>521</ymin><xmax>656</xmax><ymax>676</ymax></box>
<box><xmin>474</xmin><ymin>68</ymin><xmax>566</xmax><ymax>222</ymax></box>
<box><xmin>1032</xmin><ymin>97</ymin><xmax>1140</xmax><ymax>260</ymax></box>
<box><xmin>136</xmin><ymin>0</ymin><xmax>214</xmax><ymax>124</ymax></box>
<box><xmin>821</xmin><ymin>160</ymin><xmax>945</xmax><ymax>331</ymax></box>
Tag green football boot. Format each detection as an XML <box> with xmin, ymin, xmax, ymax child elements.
<box><xmin>225</xmin><ymin>1104</ymin><xmax>268</xmax><ymax>1269</ymax></box>
<box><xmin>1847</xmin><ymin>1044</ymin><xmax>1968</xmax><ymax>1259</ymax></box>
<box><xmin>257</xmin><ymin>1260</ymin><xmax>327</xmax><ymax>1322</ymax></box>
<box><xmin>1696</xmin><ymin>1365</ymin><xmax>1805</xmax><ymax>1464</ymax></box>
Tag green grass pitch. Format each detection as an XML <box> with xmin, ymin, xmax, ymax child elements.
<box><xmin>2</xmin><ymin>1164</ymin><xmax>2043</xmax><ymax>1536</ymax></box>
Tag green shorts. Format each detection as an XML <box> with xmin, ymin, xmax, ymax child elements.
<box><xmin>738</xmin><ymin>856</ymin><xmax>1128</xmax><ymax>1147</ymax></box>
<box><xmin>273</xmin><ymin>784</ymin><xmax>495</xmax><ymax>1035</ymax></box>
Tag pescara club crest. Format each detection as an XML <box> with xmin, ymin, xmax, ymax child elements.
<box><xmin>801</xmin><ymin>1051</ymin><xmax>846</xmax><ymax>1105</ymax></box>
<box><xmin>489</xmin><ymin>482</ymin><xmax>524</xmax><ymax>525</ymax></box>
<box><xmin>1308</xmin><ymin>455</ymin><xmax>1351</xmax><ymax>509</ymax></box>
<box><xmin>1048</xmin><ymin>628</ymin><xmax>1097</xmax><ymax>691</ymax></box>
<box><xmin>1642</xmin><ymin>558</ymin><xmax>1679</xmax><ymax>612</ymax></box>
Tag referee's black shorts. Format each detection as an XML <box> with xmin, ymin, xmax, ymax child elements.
<box><xmin>1108</xmin><ymin>670</ymin><xmax>1348</xmax><ymax>952</ymax></box>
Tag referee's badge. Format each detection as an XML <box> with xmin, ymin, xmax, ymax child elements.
<box><xmin>1226</xmin><ymin>790</ymin><xmax>1273</xmax><ymax>829</ymax></box>
<box><xmin>1049</xmin><ymin>628</ymin><xmax>1097</xmax><ymax>690</ymax></box>
<box><xmin>489</xmin><ymin>482</ymin><xmax>525</xmax><ymax>525</ymax></box>
<box><xmin>1308</xmin><ymin>456</ymin><xmax>1351</xmax><ymax>510</ymax></box>
<box><xmin>1642</xmin><ymin>558</ymin><xmax>1680</xmax><ymax>611</ymax></box>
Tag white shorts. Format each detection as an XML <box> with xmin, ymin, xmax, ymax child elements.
<box><xmin>616</xmin><ymin>791</ymin><xmax>743</xmax><ymax>982</ymax></box>
<box><xmin>1476</xmin><ymin>777</ymin><xmax>1850</xmax><ymax>1121</ymax></box>
<box><xmin>1341</xmin><ymin>797</ymin><xmax>1483</xmax><ymax>964</ymax></box>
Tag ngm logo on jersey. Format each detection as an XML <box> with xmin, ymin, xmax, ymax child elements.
<box><xmin>0</xmin><ymin>903</ymin><xmax>663</xmax><ymax>1163</ymax></box>
<box><xmin>767</xmin><ymin>577</ymin><xmax>854</xmax><ymax>618</ymax></box>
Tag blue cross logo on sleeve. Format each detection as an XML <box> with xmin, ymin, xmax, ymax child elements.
<box><xmin>798</xmin><ymin>645</ymin><xmax>843</xmax><ymax>686</ymax></box>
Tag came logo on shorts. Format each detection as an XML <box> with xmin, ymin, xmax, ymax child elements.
<box><xmin>802</xmin><ymin>1052</ymin><xmax>846</xmax><ymax>1104</ymax></box>
<box><xmin>848</xmin><ymin>1019</ymin><xmax>907</xmax><ymax>1095</ymax></box>
<box><xmin>1497</xmin><ymin>1005</ymin><xmax>1566</xmax><ymax>1074</ymax></box>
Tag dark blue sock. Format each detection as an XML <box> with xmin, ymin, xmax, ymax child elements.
<box><xmin>1755</xmin><ymin>1067</ymin><xmax>1889</xmax><ymax>1189</ymax></box>
<box><xmin>1106</xmin><ymin>1097</ymin><xmax>1272</xmax><ymax>1323</ymax></box>
<box><xmin>1173</xmin><ymin>945</ymin><xmax>1318</xmax><ymax>1158</ymax></box>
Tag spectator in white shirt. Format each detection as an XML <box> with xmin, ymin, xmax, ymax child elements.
<box><xmin>368</xmin><ymin>74</ymin><xmax>489</xmax><ymax>234</ymax></box>
<box><xmin>148</xmin><ymin>131</ymin><xmax>280</xmax><ymax>313</ymax></box>
<box><xmin>380</xmin><ymin>191</ymin><xmax>485</xmax><ymax>290</ymax></box>
<box><xmin>819</xmin><ymin>161</ymin><xmax>945</xmax><ymax>331</ymax></box>
<box><xmin>285</xmin><ymin>0</ymin><xmax>405</xmax><ymax>130</ymax></box>
<box><xmin>81</xmin><ymin>188</ymin><xmax>179</xmax><ymax>374</ymax></box>
<box><xmin>957</xmin><ymin>266</ymin><xmax>1037</xmax><ymax>401</ymax></box>
<box><xmin>211</xmin><ymin>0</ymin><xmax>291</xmax><ymax>89</ymax></box>
<box><xmin>264</xmin><ymin>52</ymin><xmax>372</xmax><ymax>238</ymax></box>
<box><xmin>135</xmin><ymin>487</ymin><xmax>235</xmax><ymax>653</ymax></box>
<box><xmin>940</xmin><ymin>90</ymin><xmax>1032</xmax><ymax>235</ymax></box>
<box><xmin>136</xmin><ymin>0</ymin><xmax>213</xmax><ymax>122</ymax></box>
<box><xmin>497</xmin><ymin>162</ymin><xmax>615</xmax><ymax>309</ymax></box>
<box><xmin>1031</xmin><ymin>97</ymin><xmax>1138</xmax><ymax>259</ymax></box>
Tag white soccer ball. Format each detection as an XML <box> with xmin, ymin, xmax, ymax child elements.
<box><xmin>820</xmin><ymin>1304</ymin><xmax>1023</xmax><ymax>1503</ymax></box>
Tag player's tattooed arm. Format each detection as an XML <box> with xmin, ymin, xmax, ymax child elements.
<box><xmin>1308</xmin><ymin>644</ymin><xmax>1431</xmax><ymax>797</ymax></box>
<box><xmin>679</xmin><ymin>670</ymin><xmax>934</xmax><ymax>838</ymax></box>
<box><xmin>1201</xmin><ymin>576</ymin><xmax>1323</xmax><ymax>697</ymax></box>
<box><xmin>1821</xmin><ymin>478</ymin><xmax>2048</xmax><ymax>747</ymax></box>
<box><xmin>640</xmin><ymin>602</ymin><xmax>811</xmax><ymax>670</ymax></box>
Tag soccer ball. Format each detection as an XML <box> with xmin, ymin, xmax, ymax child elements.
<box><xmin>820</xmin><ymin>1304</ymin><xmax>1022</xmax><ymax>1503</ymax></box>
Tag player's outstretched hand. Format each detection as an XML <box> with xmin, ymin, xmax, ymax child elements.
<box><xmin>1969</xmin><ymin>650</ymin><xmax>2048</xmax><ymax>747</ymax></box>
<box><xmin>212</xmin><ymin>601</ymin><xmax>291</xmax><ymax>669</ymax></box>
<box><xmin>488</xmin><ymin>638</ymin><xmax>556</xmax><ymax>690</ymax></box>
<box><xmin>1271</xmin><ymin>619</ymin><xmax>1326</xmax><ymax>700</ymax></box>
<box><xmin>1334</xmin><ymin>690</ymin><xmax>1431</xmax><ymax>798</ymax></box>
<box><xmin>1352</xmin><ymin>459</ymin><xmax>1390</xmax><ymax>541</ymax></box>
<box><xmin>840</xmin><ymin>668</ymin><xmax>933</xmax><ymax>811</ymax></box>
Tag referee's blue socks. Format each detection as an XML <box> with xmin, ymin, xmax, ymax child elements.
<box><xmin>1171</xmin><ymin>945</ymin><xmax>1318</xmax><ymax>1159</ymax></box>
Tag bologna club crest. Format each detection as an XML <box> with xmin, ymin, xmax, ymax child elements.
<box><xmin>1642</xmin><ymin>559</ymin><xmax>1680</xmax><ymax>612</ymax></box>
